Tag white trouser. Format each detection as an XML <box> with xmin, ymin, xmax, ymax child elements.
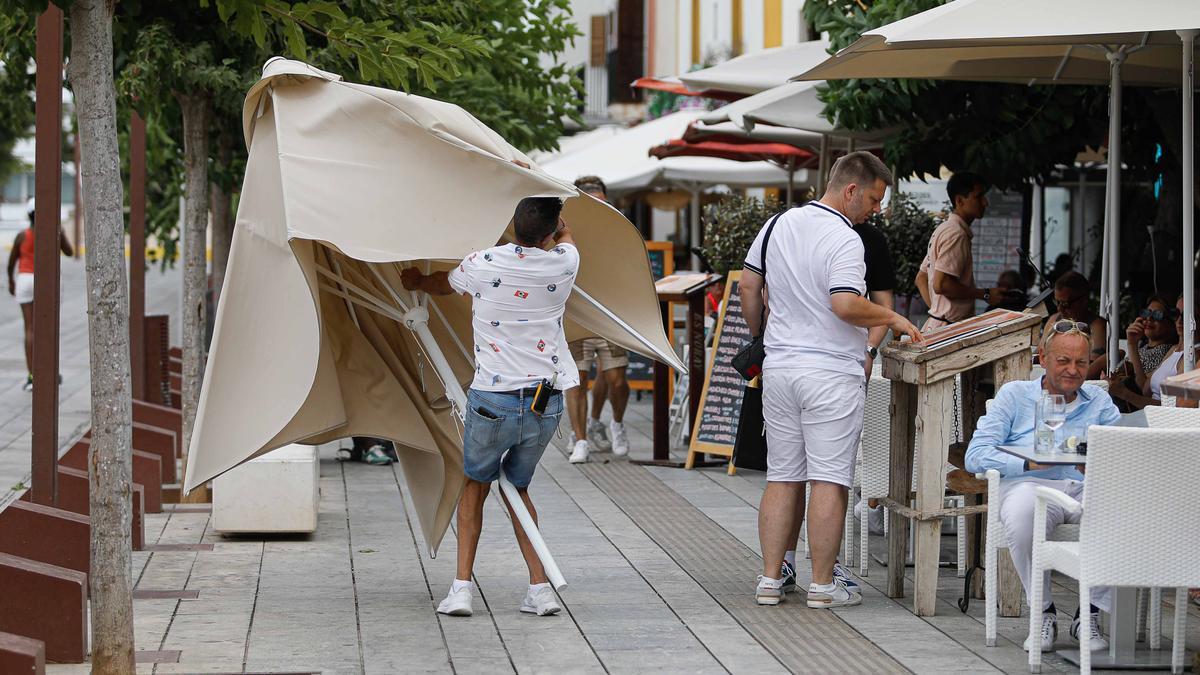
<box><xmin>999</xmin><ymin>478</ymin><xmax>1111</xmax><ymax>613</ymax></box>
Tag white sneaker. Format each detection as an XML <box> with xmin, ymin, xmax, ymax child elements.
<box><xmin>756</xmin><ymin>575</ymin><xmax>785</xmax><ymax>606</ymax></box>
<box><xmin>1023</xmin><ymin>611</ymin><xmax>1058</xmax><ymax>651</ymax></box>
<box><xmin>868</xmin><ymin>504</ymin><xmax>885</xmax><ymax>535</ymax></box>
<box><xmin>609</xmin><ymin>421</ymin><xmax>629</xmax><ymax>457</ymax></box>
<box><xmin>437</xmin><ymin>586</ymin><xmax>473</xmax><ymax>616</ymax></box>
<box><xmin>586</xmin><ymin>419</ymin><xmax>611</xmax><ymax>451</ymax></box>
<box><xmin>806</xmin><ymin>579</ymin><xmax>862</xmax><ymax>608</ymax></box>
<box><xmin>520</xmin><ymin>586</ymin><xmax>562</xmax><ymax>616</ymax></box>
<box><xmin>569</xmin><ymin>440</ymin><xmax>589</xmax><ymax>464</ymax></box>
<box><xmin>1070</xmin><ymin>611</ymin><xmax>1107</xmax><ymax>651</ymax></box>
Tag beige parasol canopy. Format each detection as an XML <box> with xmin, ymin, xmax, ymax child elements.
<box><xmin>186</xmin><ymin>58</ymin><xmax>684</xmax><ymax>557</ymax></box>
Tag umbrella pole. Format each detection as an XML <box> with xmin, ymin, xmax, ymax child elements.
<box><xmin>690</xmin><ymin>188</ymin><xmax>701</xmax><ymax>270</ymax></box>
<box><xmin>817</xmin><ymin>135</ymin><xmax>831</xmax><ymax>194</ymax></box>
<box><xmin>786</xmin><ymin>157</ymin><xmax>795</xmax><ymax>205</ymax></box>
<box><xmin>1181</xmin><ymin>29</ymin><xmax>1197</xmax><ymax>370</ymax></box>
<box><xmin>1104</xmin><ymin>49</ymin><xmax>1126</xmax><ymax>374</ymax></box>
<box><xmin>402</xmin><ymin>303</ymin><xmax>568</xmax><ymax>590</ymax></box>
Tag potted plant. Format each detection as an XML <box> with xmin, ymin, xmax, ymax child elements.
<box><xmin>699</xmin><ymin>194</ymin><xmax>786</xmax><ymax>276</ymax></box>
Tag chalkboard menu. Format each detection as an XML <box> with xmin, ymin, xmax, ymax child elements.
<box><xmin>624</xmin><ymin>242</ymin><xmax>675</xmax><ymax>391</ymax></box>
<box><xmin>686</xmin><ymin>271</ymin><xmax>748</xmax><ymax>461</ymax></box>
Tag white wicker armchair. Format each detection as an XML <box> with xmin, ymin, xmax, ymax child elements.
<box><xmin>1027</xmin><ymin>427</ymin><xmax>1200</xmax><ymax>674</ymax></box>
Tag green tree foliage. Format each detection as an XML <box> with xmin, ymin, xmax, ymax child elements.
<box><xmin>700</xmin><ymin>194</ymin><xmax>785</xmax><ymax>276</ymax></box>
<box><xmin>867</xmin><ymin>191</ymin><xmax>939</xmax><ymax>300</ymax></box>
<box><xmin>0</xmin><ymin>9</ymin><xmax>37</xmax><ymax>186</ymax></box>
<box><xmin>211</xmin><ymin>0</ymin><xmax>582</xmax><ymax>152</ymax></box>
<box><xmin>803</xmin><ymin>0</ymin><xmax>1114</xmax><ymax>189</ymax></box>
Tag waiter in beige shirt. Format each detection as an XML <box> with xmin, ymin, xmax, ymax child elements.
<box><xmin>915</xmin><ymin>172</ymin><xmax>1011</xmax><ymax>331</ymax></box>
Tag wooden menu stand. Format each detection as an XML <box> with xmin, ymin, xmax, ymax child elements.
<box><xmin>634</xmin><ymin>272</ymin><xmax>720</xmax><ymax>468</ymax></box>
<box><xmin>880</xmin><ymin>309</ymin><xmax>1041</xmax><ymax>617</ymax></box>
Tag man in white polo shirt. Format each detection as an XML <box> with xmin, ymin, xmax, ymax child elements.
<box><xmin>740</xmin><ymin>151</ymin><xmax>923</xmax><ymax>608</ymax></box>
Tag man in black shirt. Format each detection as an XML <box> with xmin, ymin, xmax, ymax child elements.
<box><xmin>853</xmin><ymin>219</ymin><xmax>897</xmax><ymax>377</ymax></box>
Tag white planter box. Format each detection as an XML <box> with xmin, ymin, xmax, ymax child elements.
<box><xmin>212</xmin><ymin>444</ymin><xmax>319</xmax><ymax>534</ymax></box>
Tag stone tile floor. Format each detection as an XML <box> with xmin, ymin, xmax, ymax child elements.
<box><xmin>42</xmin><ymin>398</ymin><xmax>1200</xmax><ymax>673</ymax></box>
<box><xmin>7</xmin><ymin>262</ymin><xmax>1197</xmax><ymax>673</ymax></box>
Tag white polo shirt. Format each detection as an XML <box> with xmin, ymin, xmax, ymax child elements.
<box><xmin>448</xmin><ymin>242</ymin><xmax>580</xmax><ymax>392</ymax></box>
<box><xmin>743</xmin><ymin>202</ymin><xmax>868</xmax><ymax>377</ymax></box>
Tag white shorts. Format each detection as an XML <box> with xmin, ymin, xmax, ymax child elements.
<box><xmin>761</xmin><ymin>369</ymin><xmax>865</xmax><ymax>487</ymax></box>
<box><xmin>13</xmin><ymin>273</ymin><xmax>33</xmax><ymax>304</ymax></box>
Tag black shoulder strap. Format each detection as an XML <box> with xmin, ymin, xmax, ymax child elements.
<box><xmin>756</xmin><ymin>210</ymin><xmax>786</xmax><ymax>328</ymax></box>
<box><xmin>759</xmin><ymin>210</ymin><xmax>785</xmax><ymax>285</ymax></box>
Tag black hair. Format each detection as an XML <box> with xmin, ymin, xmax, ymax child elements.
<box><xmin>946</xmin><ymin>171</ymin><xmax>989</xmax><ymax>206</ymax></box>
<box><xmin>1054</xmin><ymin>270</ymin><xmax>1090</xmax><ymax>296</ymax></box>
<box><xmin>574</xmin><ymin>175</ymin><xmax>607</xmax><ymax>196</ymax></box>
<box><xmin>513</xmin><ymin>197</ymin><xmax>563</xmax><ymax>246</ymax></box>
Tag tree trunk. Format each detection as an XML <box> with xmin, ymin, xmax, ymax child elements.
<box><xmin>66</xmin><ymin>0</ymin><xmax>135</xmax><ymax>670</ymax></box>
<box><xmin>177</xmin><ymin>92</ymin><xmax>210</xmax><ymax>503</ymax></box>
<box><xmin>209</xmin><ymin>131</ymin><xmax>233</xmax><ymax>334</ymax></box>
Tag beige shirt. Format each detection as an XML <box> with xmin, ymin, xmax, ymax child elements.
<box><xmin>920</xmin><ymin>213</ymin><xmax>975</xmax><ymax>328</ymax></box>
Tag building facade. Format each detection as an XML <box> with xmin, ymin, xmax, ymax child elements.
<box><xmin>559</xmin><ymin>0</ymin><xmax>816</xmax><ymax>124</ymax></box>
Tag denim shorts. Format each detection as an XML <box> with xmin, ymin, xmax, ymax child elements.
<box><xmin>463</xmin><ymin>388</ymin><xmax>563</xmax><ymax>487</ymax></box>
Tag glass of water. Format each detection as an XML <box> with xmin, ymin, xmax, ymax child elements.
<box><xmin>1039</xmin><ymin>394</ymin><xmax>1067</xmax><ymax>452</ymax></box>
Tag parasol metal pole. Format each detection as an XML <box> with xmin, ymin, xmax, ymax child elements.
<box><xmin>1104</xmin><ymin>48</ymin><xmax>1125</xmax><ymax>374</ymax></box>
<box><xmin>1180</xmin><ymin>29</ymin><xmax>1197</xmax><ymax>370</ymax></box>
<box><xmin>689</xmin><ymin>187</ymin><xmax>701</xmax><ymax>270</ymax></box>
<box><xmin>817</xmin><ymin>135</ymin><xmax>831</xmax><ymax>194</ymax></box>
<box><xmin>402</xmin><ymin>303</ymin><xmax>567</xmax><ymax>590</ymax></box>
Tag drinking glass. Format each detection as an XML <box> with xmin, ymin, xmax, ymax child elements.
<box><xmin>1040</xmin><ymin>394</ymin><xmax>1066</xmax><ymax>452</ymax></box>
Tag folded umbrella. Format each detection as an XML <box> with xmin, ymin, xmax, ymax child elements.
<box><xmin>186</xmin><ymin>58</ymin><xmax>684</xmax><ymax>580</ymax></box>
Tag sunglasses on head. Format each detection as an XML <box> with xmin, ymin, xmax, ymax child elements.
<box><xmin>1051</xmin><ymin>319</ymin><xmax>1090</xmax><ymax>335</ymax></box>
<box><xmin>1139</xmin><ymin>308</ymin><xmax>1181</xmax><ymax>322</ymax></box>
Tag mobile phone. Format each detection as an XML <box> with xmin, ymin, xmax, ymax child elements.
<box><xmin>531</xmin><ymin>379</ymin><xmax>552</xmax><ymax>415</ymax></box>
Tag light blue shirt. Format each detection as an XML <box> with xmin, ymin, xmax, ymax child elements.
<box><xmin>965</xmin><ymin>379</ymin><xmax>1121</xmax><ymax>482</ymax></box>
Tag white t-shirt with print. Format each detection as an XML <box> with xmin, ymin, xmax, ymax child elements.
<box><xmin>743</xmin><ymin>202</ymin><xmax>868</xmax><ymax>377</ymax></box>
<box><xmin>449</xmin><ymin>242</ymin><xmax>580</xmax><ymax>392</ymax></box>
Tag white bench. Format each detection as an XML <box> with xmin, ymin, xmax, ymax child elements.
<box><xmin>212</xmin><ymin>444</ymin><xmax>319</xmax><ymax>534</ymax></box>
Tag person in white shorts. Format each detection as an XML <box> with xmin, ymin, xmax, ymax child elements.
<box><xmin>564</xmin><ymin>176</ymin><xmax>632</xmax><ymax>462</ymax></box>
<box><xmin>6</xmin><ymin>204</ymin><xmax>73</xmax><ymax>391</ymax></box>
<box><xmin>740</xmin><ymin>152</ymin><xmax>923</xmax><ymax>609</ymax></box>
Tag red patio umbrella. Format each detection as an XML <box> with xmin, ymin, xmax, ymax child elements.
<box><xmin>630</xmin><ymin>76</ymin><xmax>745</xmax><ymax>102</ymax></box>
<box><xmin>648</xmin><ymin>130</ymin><xmax>815</xmax><ymax>203</ymax></box>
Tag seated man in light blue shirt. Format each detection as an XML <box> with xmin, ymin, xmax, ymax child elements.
<box><xmin>966</xmin><ymin>323</ymin><xmax>1120</xmax><ymax>653</ymax></box>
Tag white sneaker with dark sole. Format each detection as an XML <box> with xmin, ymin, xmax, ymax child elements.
<box><xmin>779</xmin><ymin>560</ymin><xmax>797</xmax><ymax>594</ymax></box>
<box><xmin>1070</xmin><ymin>611</ymin><xmax>1107</xmax><ymax>651</ymax></box>
<box><xmin>520</xmin><ymin>586</ymin><xmax>562</xmax><ymax>616</ymax></box>
<box><xmin>1023</xmin><ymin>611</ymin><xmax>1058</xmax><ymax>651</ymax></box>
<box><xmin>833</xmin><ymin>562</ymin><xmax>860</xmax><ymax>593</ymax></box>
<box><xmin>437</xmin><ymin>586</ymin><xmax>473</xmax><ymax>616</ymax></box>
<box><xmin>806</xmin><ymin>579</ymin><xmax>862</xmax><ymax>608</ymax></box>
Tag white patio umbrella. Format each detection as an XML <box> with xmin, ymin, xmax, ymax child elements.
<box><xmin>538</xmin><ymin>110</ymin><xmax>795</xmax><ymax>194</ymax></box>
<box><xmin>539</xmin><ymin>111</ymin><xmax>800</xmax><ymax>266</ymax></box>
<box><xmin>679</xmin><ymin>38</ymin><xmax>832</xmax><ymax>95</ymax></box>
<box><xmin>187</xmin><ymin>58</ymin><xmax>685</xmax><ymax>589</ymax></box>
<box><xmin>795</xmin><ymin>0</ymin><xmax>1200</xmax><ymax>371</ymax></box>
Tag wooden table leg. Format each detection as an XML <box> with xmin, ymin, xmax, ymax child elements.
<box><xmin>913</xmin><ymin>377</ymin><xmax>955</xmax><ymax>616</ymax></box>
<box><xmin>887</xmin><ymin>380</ymin><xmax>915</xmax><ymax>599</ymax></box>
<box><xmin>997</xmin><ymin>550</ymin><xmax>1023</xmax><ymax>617</ymax></box>
<box><xmin>651</xmin><ymin>300</ymin><xmax>671</xmax><ymax>462</ymax></box>
<box><xmin>687</xmin><ymin>294</ymin><xmax>705</xmax><ymax>454</ymax></box>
